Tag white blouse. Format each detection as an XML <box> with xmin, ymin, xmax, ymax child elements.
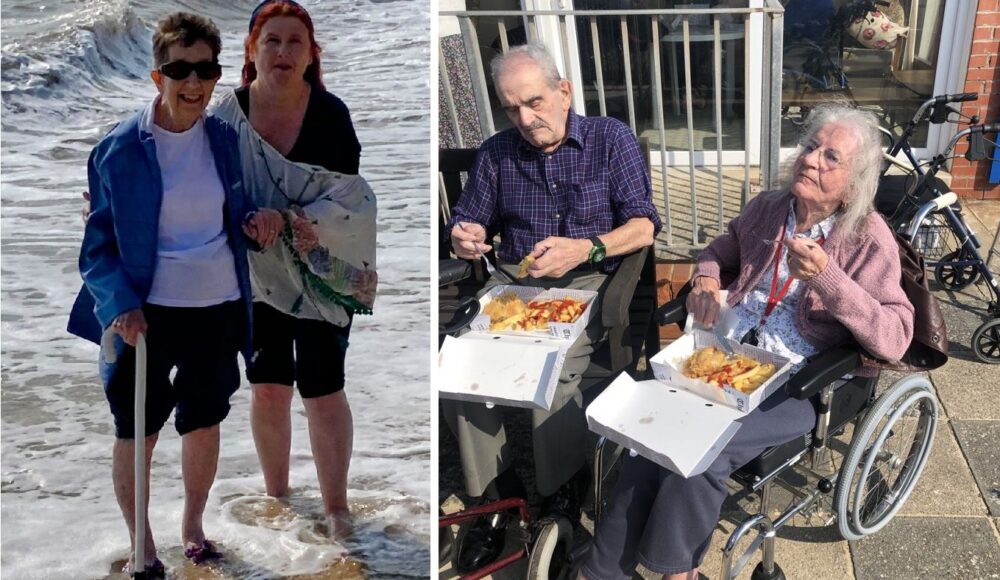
<box><xmin>729</xmin><ymin>201</ymin><xmax>837</xmax><ymax>373</ymax></box>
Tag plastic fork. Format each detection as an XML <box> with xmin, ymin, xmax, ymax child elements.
<box><xmin>712</xmin><ymin>323</ymin><xmax>736</xmax><ymax>355</ymax></box>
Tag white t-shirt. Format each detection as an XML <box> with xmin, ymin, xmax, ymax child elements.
<box><xmin>145</xmin><ymin>104</ymin><xmax>241</xmax><ymax>307</ymax></box>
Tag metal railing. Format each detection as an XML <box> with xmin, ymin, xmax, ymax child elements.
<box><xmin>439</xmin><ymin>3</ymin><xmax>785</xmax><ymax>251</ymax></box>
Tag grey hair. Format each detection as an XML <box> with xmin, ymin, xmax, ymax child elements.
<box><xmin>490</xmin><ymin>43</ymin><xmax>562</xmax><ymax>89</ymax></box>
<box><xmin>782</xmin><ymin>103</ymin><xmax>885</xmax><ymax>239</ymax></box>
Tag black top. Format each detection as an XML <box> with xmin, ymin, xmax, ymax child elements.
<box><xmin>235</xmin><ymin>85</ymin><xmax>361</xmax><ymax>174</ymax></box>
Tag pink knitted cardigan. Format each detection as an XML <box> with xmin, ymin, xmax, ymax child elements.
<box><xmin>693</xmin><ymin>191</ymin><xmax>915</xmax><ymax>371</ymax></box>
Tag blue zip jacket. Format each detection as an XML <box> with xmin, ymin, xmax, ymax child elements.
<box><xmin>67</xmin><ymin>105</ymin><xmax>255</xmax><ymax>376</ymax></box>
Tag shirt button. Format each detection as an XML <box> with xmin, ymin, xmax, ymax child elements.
<box><xmin>555</xmin><ymin>213</ymin><xmax>561</xmax><ymax>219</ymax></box>
<box><xmin>551</xmin><ymin>182</ymin><xmax>558</xmax><ymax>189</ymax></box>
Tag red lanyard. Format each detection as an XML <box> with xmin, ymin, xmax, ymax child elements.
<box><xmin>757</xmin><ymin>224</ymin><xmax>825</xmax><ymax>327</ymax></box>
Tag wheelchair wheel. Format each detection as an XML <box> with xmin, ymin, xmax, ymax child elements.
<box><xmin>934</xmin><ymin>248</ymin><xmax>981</xmax><ymax>290</ymax></box>
<box><xmin>834</xmin><ymin>375</ymin><xmax>938</xmax><ymax>541</ymax></box>
<box><xmin>972</xmin><ymin>318</ymin><xmax>1000</xmax><ymax>364</ymax></box>
<box><xmin>526</xmin><ymin>516</ymin><xmax>573</xmax><ymax>580</ymax></box>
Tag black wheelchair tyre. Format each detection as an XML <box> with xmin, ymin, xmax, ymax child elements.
<box><xmin>972</xmin><ymin>318</ymin><xmax>1000</xmax><ymax>364</ymax></box>
<box><xmin>834</xmin><ymin>374</ymin><xmax>938</xmax><ymax>541</ymax></box>
<box><xmin>527</xmin><ymin>516</ymin><xmax>573</xmax><ymax>580</ymax></box>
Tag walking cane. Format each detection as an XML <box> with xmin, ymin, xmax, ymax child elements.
<box><xmin>101</xmin><ymin>331</ymin><xmax>148</xmax><ymax>579</ymax></box>
<box><xmin>133</xmin><ymin>333</ymin><xmax>148</xmax><ymax>579</ymax></box>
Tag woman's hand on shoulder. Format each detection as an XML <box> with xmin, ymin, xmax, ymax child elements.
<box><xmin>686</xmin><ymin>276</ymin><xmax>722</xmax><ymax>327</ymax></box>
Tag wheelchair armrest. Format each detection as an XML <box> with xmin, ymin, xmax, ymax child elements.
<box><xmin>601</xmin><ymin>247</ymin><xmax>647</xmax><ymax>329</ymax></box>
<box><xmin>655</xmin><ymin>296</ymin><xmax>688</xmax><ymax>327</ymax></box>
<box><xmin>784</xmin><ymin>346</ymin><xmax>862</xmax><ymax>400</ymax></box>
<box><xmin>439</xmin><ymin>259</ymin><xmax>473</xmax><ymax>287</ymax></box>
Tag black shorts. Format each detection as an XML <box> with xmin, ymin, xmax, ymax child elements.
<box><xmin>104</xmin><ymin>300</ymin><xmax>244</xmax><ymax>438</ymax></box>
<box><xmin>245</xmin><ymin>302</ymin><xmax>351</xmax><ymax>398</ymax></box>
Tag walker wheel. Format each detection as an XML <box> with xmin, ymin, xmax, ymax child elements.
<box><xmin>934</xmin><ymin>248</ymin><xmax>981</xmax><ymax>290</ymax></box>
<box><xmin>751</xmin><ymin>561</ymin><xmax>786</xmax><ymax>580</ymax></box>
<box><xmin>526</xmin><ymin>516</ymin><xmax>573</xmax><ymax>580</ymax></box>
<box><xmin>972</xmin><ymin>318</ymin><xmax>1000</xmax><ymax>364</ymax></box>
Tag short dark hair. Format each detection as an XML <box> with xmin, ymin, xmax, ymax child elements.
<box><xmin>152</xmin><ymin>12</ymin><xmax>222</xmax><ymax>67</ymax></box>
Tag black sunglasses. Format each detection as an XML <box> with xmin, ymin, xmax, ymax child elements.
<box><xmin>158</xmin><ymin>60</ymin><xmax>222</xmax><ymax>81</ymax></box>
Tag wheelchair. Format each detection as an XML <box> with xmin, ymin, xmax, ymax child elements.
<box><xmin>593</xmin><ymin>296</ymin><xmax>941</xmax><ymax>579</ymax></box>
<box><xmin>437</xmin><ymin>257</ymin><xmax>580</xmax><ymax>580</ymax></box>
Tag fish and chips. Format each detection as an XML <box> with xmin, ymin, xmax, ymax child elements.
<box><xmin>516</xmin><ymin>255</ymin><xmax>535</xmax><ymax>278</ymax></box>
<box><xmin>681</xmin><ymin>346</ymin><xmax>776</xmax><ymax>393</ymax></box>
<box><xmin>482</xmin><ymin>291</ymin><xmax>588</xmax><ymax>332</ymax></box>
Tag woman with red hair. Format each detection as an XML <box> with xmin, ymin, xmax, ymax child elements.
<box><xmin>213</xmin><ymin>0</ymin><xmax>378</xmax><ymax>539</ymax></box>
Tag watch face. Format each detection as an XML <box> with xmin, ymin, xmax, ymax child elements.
<box><xmin>589</xmin><ymin>239</ymin><xmax>606</xmax><ymax>263</ymax></box>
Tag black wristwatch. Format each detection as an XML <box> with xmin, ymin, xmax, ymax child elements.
<box><xmin>587</xmin><ymin>236</ymin><xmax>606</xmax><ymax>264</ymax></box>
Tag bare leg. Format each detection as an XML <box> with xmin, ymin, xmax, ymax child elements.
<box><xmin>250</xmin><ymin>383</ymin><xmax>294</xmax><ymax>497</ymax></box>
<box><xmin>112</xmin><ymin>433</ymin><xmax>159</xmax><ymax>567</ymax></box>
<box><xmin>181</xmin><ymin>424</ymin><xmax>220</xmax><ymax>546</ymax></box>
<box><xmin>303</xmin><ymin>390</ymin><xmax>353</xmax><ymax>536</ymax></box>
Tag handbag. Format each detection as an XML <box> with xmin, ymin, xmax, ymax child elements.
<box><xmin>860</xmin><ymin>217</ymin><xmax>949</xmax><ymax>372</ymax></box>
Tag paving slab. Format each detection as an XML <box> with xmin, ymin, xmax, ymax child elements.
<box><xmin>900</xmin><ymin>419</ymin><xmax>987</xmax><ymax>517</ymax></box>
<box><xmin>696</xmin><ymin>518</ymin><xmax>854</xmax><ymax>580</ymax></box>
<box><xmin>933</xmin><ymin>294</ymin><xmax>994</xmax><ymax>357</ymax></box>
<box><xmin>952</xmin><ymin>420</ymin><xmax>1000</xmax><ymax>517</ymax></box>
<box><xmin>850</xmin><ymin>516</ymin><xmax>1000</xmax><ymax>580</ymax></box>
<box><xmin>929</xmin><ymin>355</ymin><xmax>1000</xmax><ymax>420</ymax></box>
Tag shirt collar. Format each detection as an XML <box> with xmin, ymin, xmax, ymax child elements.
<box><xmin>516</xmin><ymin>109</ymin><xmax>584</xmax><ymax>154</ymax></box>
<box><xmin>786</xmin><ymin>198</ymin><xmax>837</xmax><ymax>240</ymax></box>
<box><xmin>139</xmin><ymin>95</ymin><xmax>206</xmax><ymax>138</ymax></box>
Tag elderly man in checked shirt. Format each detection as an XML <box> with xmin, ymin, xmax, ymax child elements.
<box><xmin>444</xmin><ymin>43</ymin><xmax>662</xmax><ymax>573</ymax></box>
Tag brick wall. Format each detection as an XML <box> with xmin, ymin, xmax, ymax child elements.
<box><xmin>951</xmin><ymin>0</ymin><xmax>1000</xmax><ymax>200</ymax></box>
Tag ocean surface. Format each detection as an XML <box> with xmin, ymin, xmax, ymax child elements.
<box><xmin>0</xmin><ymin>1</ymin><xmax>431</xmax><ymax>578</ymax></box>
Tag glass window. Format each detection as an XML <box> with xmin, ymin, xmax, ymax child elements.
<box><xmin>780</xmin><ymin>0</ymin><xmax>947</xmax><ymax>148</ymax></box>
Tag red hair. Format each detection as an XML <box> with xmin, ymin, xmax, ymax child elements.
<box><xmin>241</xmin><ymin>1</ymin><xmax>324</xmax><ymax>89</ymax></box>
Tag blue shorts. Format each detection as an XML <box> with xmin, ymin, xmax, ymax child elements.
<box><xmin>104</xmin><ymin>300</ymin><xmax>244</xmax><ymax>438</ymax></box>
<box><xmin>245</xmin><ymin>302</ymin><xmax>351</xmax><ymax>398</ymax></box>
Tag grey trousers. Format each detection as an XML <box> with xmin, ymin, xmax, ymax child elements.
<box><xmin>441</xmin><ymin>265</ymin><xmax>608</xmax><ymax>497</ymax></box>
<box><xmin>582</xmin><ymin>389</ymin><xmax>816</xmax><ymax>578</ymax></box>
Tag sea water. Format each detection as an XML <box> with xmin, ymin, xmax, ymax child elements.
<box><xmin>1</xmin><ymin>1</ymin><xmax>431</xmax><ymax>578</ymax></box>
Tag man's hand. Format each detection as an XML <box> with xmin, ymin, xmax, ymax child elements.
<box><xmin>451</xmin><ymin>221</ymin><xmax>491</xmax><ymax>259</ymax></box>
<box><xmin>784</xmin><ymin>236</ymin><xmax>829</xmax><ymax>282</ymax></box>
<box><xmin>111</xmin><ymin>308</ymin><xmax>148</xmax><ymax>347</ymax></box>
<box><xmin>685</xmin><ymin>276</ymin><xmax>722</xmax><ymax>328</ymax></box>
<box><xmin>526</xmin><ymin>236</ymin><xmax>592</xmax><ymax>278</ymax></box>
<box><xmin>243</xmin><ymin>209</ymin><xmax>285</xmax><ymax>249</ymax></box>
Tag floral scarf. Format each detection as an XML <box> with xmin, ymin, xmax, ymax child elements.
<box><xmin>213</xmin><ymin>90</ymin><xmax>377</xmax><ymax>326</ymax></box>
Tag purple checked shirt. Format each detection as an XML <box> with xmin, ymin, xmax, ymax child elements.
<box><xmin>449</xmin><ymin>111</ymin><xmax>662</xmax><ymax>273</ymax></box>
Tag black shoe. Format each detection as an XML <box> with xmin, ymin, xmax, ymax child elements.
<box><xmin>456</xmin><ymin>511</ymin><xmax>508</xmax><ymax>574</ymax></box>
<box><xmin>539</xmin><ymin>467</ymin><xmax>589</xmax><ymax>523</ymax></box>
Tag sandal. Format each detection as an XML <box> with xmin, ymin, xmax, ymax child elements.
<box><xmin>184</xmin><ymin>539</ymin><xmax>223</xmax><ymax>564</ymax></box>
<box><xmin>123</xmin><ymin>557</ymin><xmax>166</xmax><ymax>579</ymax></box>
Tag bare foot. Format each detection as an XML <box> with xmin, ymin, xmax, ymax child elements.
<box><xmin>326</xmin><ymin>508</ymin><xmax>354</xmax><ymax>541</ymax></box>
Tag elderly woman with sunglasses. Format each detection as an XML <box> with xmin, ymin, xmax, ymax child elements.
<box><xmin>210</xmin><ymin>0</ymin><xmax>378</xmax><ymax>539</ymax></box>
<box><xmin>581</xmin><ymin>104</ymin><xmax>915</xmax><ymax>580</ymax></box>
<box><xmin>68</xmin><ymin>12</ymin><xmax>282</xmax><ymax>577</ymax></box>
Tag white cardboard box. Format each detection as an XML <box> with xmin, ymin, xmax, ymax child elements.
<box><xmin>648</xmin><ymin>329</ymin><xmax>792</xmax><ymax>413</ymax></box>
<box><xmin>586</xmin><ymin>373</ymin><xmax>744</xmax><ymax>477</ymax></box>
<box><xmin>469</xmin><ymin>285</ymin><xmax>598</xmax><ymax>341</ymax></box>
<box><xmin>437</xmin><ymin>334</ymin><xmax>568</xmax><ymax>410</ymax></box>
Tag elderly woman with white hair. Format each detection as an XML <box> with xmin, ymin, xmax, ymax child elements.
<box><xmin>581</xmin><ymin>104</ymin><xmax>915</xmax><ymax>580</ymax></box>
